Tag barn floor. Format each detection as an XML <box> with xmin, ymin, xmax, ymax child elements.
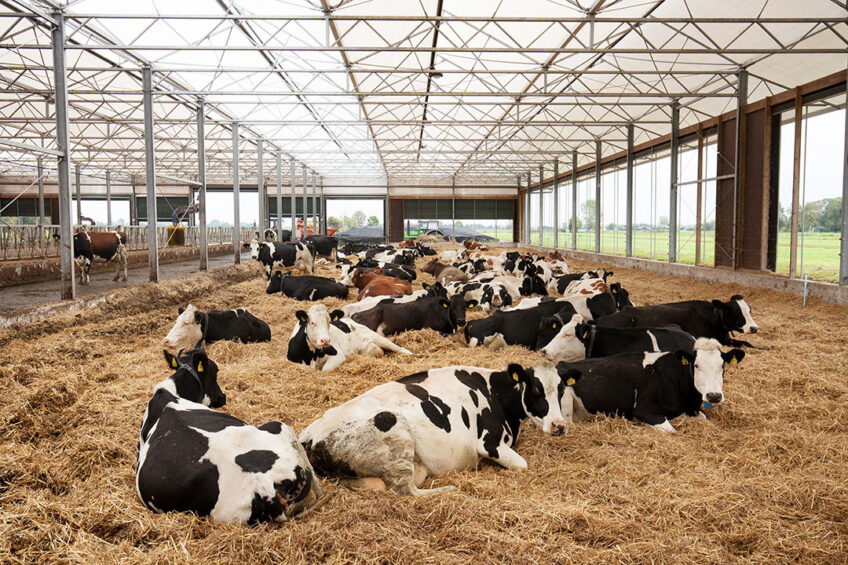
<box><xmin>1</xmin><ymin>250</ymin><xmax>846</xmax><ymax>564</ymax></box>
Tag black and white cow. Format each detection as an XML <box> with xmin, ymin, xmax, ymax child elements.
<box><xmin>351</xmin><ymin>295</ymin><xmax>474</xmax><ymax>336</ymax></box>
<box><xmin>299</xmin><ymin>361</ymin><xmax>566</xmax><ymax>495</ymax></box>
<box><xmin>341</xmin><ymin>283</ymin><xmax>447</xmax><ymax>317</ymax></box>
<box><xmin>464</xmin><ymin>300</ymin><xmax>578</xmax><ymax>350</ymax></box>
<box><xmin>538</xmin><ymin>315</ymin><xmax>696</xmax><ymax>362</ymax></box>
<box><xmin>367</xmin><ymin>248</ymin><xmax>416</xmax><ymax>267</ymax></box>
<box><xmin>346</xmin><ymin>260</ymin><xmax>416</xmax><ymax>282</ymax></box>
<box><xmin>53</xmin><ymin>230</ymin><xmax>128</xmax><ymax>285</ymax></box>
<box><xmin>261</xmin><ymin>228</ymin><xmax>293</xmax><ymax>242</ymax></box>
<box><xmin>548</xmin><ymin>269</ymin><xmax>612</xmax><ymax>295</ymax></box>
<box><xmin>287</xmin><ymin>304</ymin><xmax>412</xmax><ymax>371</ymax></box>
<box><xmin>304</xmin><ymin>235</ymin><xmax>339</xmax><ymax>261</ymax></box>
<box><xmin>136</xmin><ymin>349</ymin><xmax>324</xmax><ymax>524</ymax></box>
<box><xmin>557</xmin><ymin>338</ymin><xmax>745</xmax><ymax>432</ymax></box>
<box><xmin>596</xmin><ymin>295</ymin><xmax>759</xmax><ymax>347</ymax></box>
<box><xmin>162</xmin><ymin>304</ymin><xmax>272</xmax><ymax>353</ymax></box>
<box><xmin>504</xmin><ymin>282</ymin><xmax>632</xmax><ymax>321</ymax></box>
<box><xmin>265</xmin><ymin>271</ymin><xmax>349</xmax><ymax>301</ymax></box>
<box><xmin>243</xmin><ymin>240</ymin><xmax>316</xmax><ymax>279</ymax></box>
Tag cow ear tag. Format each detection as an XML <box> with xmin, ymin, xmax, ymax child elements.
<box><xmin>170</xmin><ymin>358</ymin><xmax>178</xmax><ymax>368</ymax></box>
<box><xmin>566</xmin><ymin>377</ymin><xmax>576</xmax><ymax>386</ymax></box>
<box><xmin>680</xmin><ymin>357</ymin><xmax>689</xmax><ymax>365</ymax></box>
<box><xmin>512</xmin><ymin>372</ymin><xmax>519</xmax><ymax>382</ymax></box>
<box><xmin>703</xmin><ymin>402</ymin><xmax>713</xmax><ymax>410</ymax></box>
<box><xmin>197</xmin><ymin>361</ymin><xmax>204</xmax><ymax>373</ymax></box>
<box><xmin>612</xmin><ymin>288</ymin><xmax>617</xmax><ymax>294</ymax></box>
<box><xmin>729</xmin><ymin>356</ymin><xmax>738</xmax><ymax>365</ymax></box>
<box><xmin>582</xmin><ymin>330</ymin><xmax>589</xmax><ymax>339</ymax></box>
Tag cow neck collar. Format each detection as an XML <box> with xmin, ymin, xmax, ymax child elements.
<box><xmin>175</xmin><ymin>355</ymin><xmax>204</xmax><ymax>398</ymax></box>
<box><xmin>585</xmin><ymin>324</ymin><xmax>598</xmax><ymax>357</ymax></box>
<box><xmin>194</xmin><ymin>311</ymin><xmax>209</xmax><ymax>349</ymax></box>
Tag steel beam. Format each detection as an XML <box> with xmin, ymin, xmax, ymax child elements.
<box><xmin>625</xmin><ymin>124</ymin><xmax>634</xmax><ymax>257</ymax></box>
<box><xmin>553</xmin><ymin>158</ymin><xmax>558</xmax><ymax>249</ymax></box>
<box><xmin>75</xmin><ymin>164</ymin><xmax>81</xmax><ymax>224</ymax></box>
<box><xmin>37</xmin><ymin>156</ymin><xmax>44</xmax><ymax>228</ymax></box>
<box><xmin>319</xmin><ymin>177</ymin><xmax>325</xmax><ymax>235</ymax></box>
<box><xmin>232</xmin><ymin>122</ymin><xmax>240</xmax><ymax>264</ymax></box>
<box><xmin>197</xmin><ymin>98</ymin><xmax>208</xmax><ymax>271</ymax></box>
<box><xmin>451</xmin><ymin>176</ymin><xmax>456</xmax><ymax>238</ymax></box>
<box><xmin>142</xmin><ymin>65</ymin><xmax>158</xmax><ymax>283</ymax></box>
<box><xmin>841</xmin><ymin>85</ymin><xmax>848</xmax><ymax>286</ymax></box>
<box><xmin>696</xmin><ymin>127</ymin><xmax>704</xmax><ymax>266</ymax></box>
<box><xmin>527</xmin><ymin>171</ymin><xmax>532</xmax><ymax>244</ymax></box>
<box><xmin>571</xmin><ymin>151</ymin><xmax>577</xmax><ymax>250</ymax></box>
<box><xmin>301</xmin><ymin>165</ymin><xmax>307</xmax><ymax>239</ymax></box>
<box><xmin>732</xmin><ymin>69</ymin><xmax>748</xmax><ymax>270</ymax></box>
<box><xmin>312</xmin><ymin>171</ymin><xmax>318</xmax><ymax>236</ymax></box>
<box><xmin>105</xmin><ymin>170</ymin><xmax>111</xmax><ymax>226</ymax></box>
<box><xmin>669</xmin><ymin>101</ymin><xmax>680</xmax><ymax>263</ymax></box>
<box><xmin>539</xmin><ymin>164</ymin><xmax>544</xmax><ymax>247</ymax></box>
<box><xmin>790</xmin><ymin>93</ymin><xmax>803</xmax><ymax>278</ymax></box>
<box><xmin>51</xmin><ymin>11</ymin><xmax>74</xmax><ymax>300</ymax></box>
<box><xmin>595</xmin><ymin>141</ymin><xmax>601</xmax><ymax>254</ymax></box>
<box><xmin>276</xmin><ymin>152</ymin><xmax>283</xmax><ymax>241</ymax></box>
<box><xmin>290</xmin><ymin>157</ymin><xmax>297</xmax><ymax>241</ymax></box>
<box><xmin>257</xmin><ymin>138</ymin><xmax>265</xmax><ymax>233</ymax></box>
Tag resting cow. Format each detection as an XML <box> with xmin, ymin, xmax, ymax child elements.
<box><xmin>287</xmin><ymin>304</ymin><xmax>412</xmax><ymax>371</ymax></box>
<box><xmin>505</xmin><ymin>282</ymin><xmax>632</xmax><ymax>321</ymax></box>
<box><xmin>244</xmin><ymin>240</ymin><xmax>315</xmax><ymax>279</ymax></box>
<box><xmin>304</xmin><ymin>235</ymin><xmax>339</xmax><ymax>261</ymax></box>
<box><xmin>464</xmin><ymin>300</ymin><xmax>578</xmax><ymax>350</ymax></box>
<box><xmin>539</xmin><ymin>317</ymin><xmax>696</xmax><ymax>362</ymax></box>
<box><xmin>351</xmin><ymin>268</ymin><xmax>413</xmax><ymax>300</ymax></box>
<box><xmin>299</xmin><ymin>361</ymin><xmax>566</xmax><ymax>495</ymax></box>
<box><xmin>54</xmin><ymin>230</ymin><xmax>128</xmax><ymax>285</ymax></box>
<box><xmin>596</xmin><ymin>294</ymin><xmax>759</xmax><ymax>347</ymax></box>
<box><xmin>421</xmin><ymin>258</ymin><xmax>469</xmax><ymax>285</ymax></box>
<box><xmin>136</xmin><ymin>349</ymin><xmax>324</xmax><ymax>524</ymax></box>
<box><xmin>352</xmin><ymin>295</ymin><xmax>474</xmax><ymax>336</ymax></box>
<box><xmin>341</xmin><ymin>283</ymin><xmax>447</xmax><ymax>317</ymax></box>
<box><xmin>162</xmin><ymin>304</ymin><xmax>271</xmax><ymax>353</ymax></box>
<box><xmin>548</xmin><ymin>269</ymin><xmax>612</xmax><ymax>295</ymax></box>
<box><xmin>265</xmin><ymin>271</ymin><xmax>349</xmax><ymax>301</ymax></box>
<box><xmin>557</xmin><ymin>338</ymin><xmax>745</xmax><ymax>432</ymax></box>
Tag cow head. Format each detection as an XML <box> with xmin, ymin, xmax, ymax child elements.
<box><xmin>295</xmin><ymin>304</ymin><xmax>343</xmax><ymax>350</ymax></box>
<box><xmin>510</xmin><ymin>361</ymin><xmax>567</xmax><ymax>436</ymax></box>
<box><xmin>263</xmin><ymin>229</ymin><xmax>277</xmax><ymax>242</ymax></box>
<box><xmin>537</xmin><ymin>314</ymin><xmax>585</xmax><ymax>361</ymax></box>
<box><xmin>422</xmin><ymin>281</ymin><xmax>447</xmax><ymax>298</ymax></box>
<box><xmin>242</xmin><ymin>238</ymin><xmax>261</xmax><ymax>260</ymax></box>
<box><xmin>713</xmin><ymin>295</ymin><xmax>758</xmax><ymax>334</ymax></box>
<box><xmin>447</xmin><ymin>295</ymin><xmax>475</xmax><ymax>330</ymax></box>
<box><xmin>162</xmin><ymin>304</ymin><xmax>204</xmax><ymax>353</ymax></box>
<box><xmin>161</xmin><ymin>348</ymin><xmax>226</xmax><ymax>408</ymax></box>
<box><xmin>421</xmin><ymin>258</ymin><xmax>439</xmax><ymax>275</ymax></box>
<box><xmin>675</xmin><ymin>338</ymin><xmax>745</xmax><ymax>405</ymax></box>
<box><xmin>608</xmin><ymin>283</ymin><xmax>633</xmax><ymax>309</ymax></box>
<box><xmin>266</xmin><ymin>270</ymin><xmax>288</xmax><ymax>294</ymax></box>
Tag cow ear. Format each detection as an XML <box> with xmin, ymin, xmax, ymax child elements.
<box><xmin>242</xmin><ymin>242</ymin><xmax>250</xmax><ymax>249</ymax></box>
<box><xmin>178</xmin><ymin>307</ymin><xmax>185</xmax><ymax>315</ymax></box>
<box><xmin>330</xmin><ymin>310</ymin><xmax>344</xmax><ymax>322</ymax></box>
<box><xmin>561</xmin><ymin>369</ymin><xmax>581</xmax><ymax>387</ymax></box>
<box><xmin>163</xmin><ymin>350</ymin><xmax>178</xmax><ymax>369</ymax></box>
<box><xmin>506</xmin><ymin>363</ymin><xmax>526</xmax><ymax>384</ymax></box>
<box><xmin>422</xmin><ymin>282</ymin><xmax>430</xmax><ymax>290</ymax></box>
<box><xmin>722</xmin><ymin>349</ymin><xmax>745</xmax><ymax>366</ymax></box>
<box><xmin>190</xmin><ymin>350</ymin><xmax>208</xmax><ymax>374</ymax></box>
<box><xmin>194</xmin><ymin>312</ymin><xmax>203</xmax><ymax>324</ymax></box>
<box><xmin>674</xmin><ymin>350</ymin><xmax>695</xmax><ymax>366</ymax></box>
<box><xmin>731</xmin><ymin>294</ymin><xmax>744</xmax><ymax>301</ymax></box>
<box><xmin>439</xmin><ymin>299</ymin><xmax>450</xmax><ymax>309</ymax></box>
<box><xmin>295</xmin><ymin>310</ymin><xmax>308</xmax><ymax>324</ymax></box>
<box><xmin>466</xmin><ymin>299</ymin><xmax>478</xmax><ymax>308</ymax></box>
<box><xmin>276</xmin><ymin>271</ymin><xmax>283</xmax><ymax>279</ymax></box>
<box><xmin>711</xmin><ymin>299</ymin><xmax>725</xmax><ymax>309</ymax></box>
<box><xmin>610</xmin><ymin>284</ymin><xmax>618</xmax><ymax>294</ymax></box>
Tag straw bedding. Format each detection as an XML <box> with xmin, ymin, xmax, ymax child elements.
<box><xmin>1</xmin><ymin>250</ymin><xmax>847</xmax><ymax>564</ymax></box>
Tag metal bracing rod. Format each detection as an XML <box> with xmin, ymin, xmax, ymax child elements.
<box><xmin>276</xmin><ymin>152</ymin><xmax>283</xmax><ymax>241</ymax></box>
<box><xmin>289</xmin><ymin>158</ymin><xmax>296</xmax><ymax>241</ymax></box>
<box><xmin>539</xmin><ymin>164</ymin><xmax>544</xmax><ymax>247</ymax></box>
<box><xmin>301</xmin><ymin>165</ymin><xmax>307</xmax><ymax>239</ymax></box>
<box><xmin>669</xmin><ymin>101</ymin><xmax>680</xmax><ymax>263</ymax></box>
<box><xmin>553</xmin><ymin>158</ymin><xmax>559</xmax><ymax>249</ymax></box>
<box><xmin>319</xmin><ymin>177</ymin><xmax>325</xmax><ymax>235</ymax></box>
<box><xmin>451</xmin><ymin>176</ymin><xmax>456</xmax><ymax>238</ymax></box>
<box><xmin>37</xmin><ymin>156</ymin><xmax>44</xmax><ymax>228</ymax></box>
<box><xmin>197</xmin><ymin>97</ymin><xmax>208</xmax><ymax>271</ymax></box>
<box><xmin>311</xmin><ymin>171</ymin><xmax>317</xmax><ymax>236</ymax></box>
<box><xmin>50</xmin><ymin>11</ymin><xmax>74</xmax><ymax>299</ymax></box>
<box><xmin>732</xmin><ymin>69</ymin><xmax>748</xmax><ymax>270</ymax></box>
<box><xmin>257</xmin><ymin>138</ymin><xmax>265</xmax><ymax>233</ymax></box>
<box><xmin>0</xmin><ymin>138</ymin><xmax>63</xmax><ymax>156</ymax></box>
<box><xmin>232</xmin><ymin>122</ymin><xmax>240</xmax><ymax>264</ymax></box>
<box><xmin>571</xmin><ymin>151</ymin><xmax>578</xmax><ymax>250</ymax></box>
<box><xmin>74</xmin><ymin>163</ymin><xmax>81</xmax><ymax>224</ymax></box>
<box><xmin>594</xmin><ymin>141</ymin><xmax>601</xmax><ymax>254</ymax></box>
<box><xmin>142</xmin><ymin>65</ymin><xmax>158</xmax><ymax>283</ymax></box>
<box><xmin>527</xmin><ymin>170</ymin><xmax>533</xmax><ymax>243</ymax></box>
<box><xmin>0</xmin><ymin>118</ymin><xmax>665</xmax><ymax>126</ymax></box>
<box><xmin>105</xmin><ymin>170</ymin><xmax>111</xmax><ymax>226</ymax></box>
<box><xmin>625</xmin><ymin>124</ymin><xmax>634</xmax><ymax>257</ymax></box>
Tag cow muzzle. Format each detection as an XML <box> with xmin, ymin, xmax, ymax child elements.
<box><xmin>705</xmin><ymin>392</ymin><xmax>723</xmax><ymax>404</ymax></box>
<box><xmin>543</xmin><ymin>419</ymin><xmax>567</xmax><ymax>436</ymax></box>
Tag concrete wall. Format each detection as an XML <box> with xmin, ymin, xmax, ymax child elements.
<box><xmin>0</xmin><ymin>243</ymin><xmax>235</xmax><ymax>288</ymax></box>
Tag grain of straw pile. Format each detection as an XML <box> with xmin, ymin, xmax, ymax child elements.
<box><xmin>1</xmin><ymin>249</ymin><xmax>846</xmax><ymax>563</ymax></box>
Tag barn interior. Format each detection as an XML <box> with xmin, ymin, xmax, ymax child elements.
<box><xmin>1</xmin><ymin>1</ymin><xmax>847</xmax><ymax>563</ymax></box>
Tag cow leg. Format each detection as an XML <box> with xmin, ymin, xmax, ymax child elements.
<box><xmin>117</xmin><ymin>244</ymin><xmax>128</xmax><ymax>281</ymax></box>
<box><xmin>331</xmin><ymin>247</ymin><xmax>337</xmax><ymax>262</ymax></box>
<box><xmin>366</xmin><ymin>334</ymin><xmax>413</xmax><ymax>355</ymax></box>
<box><xmin>483</xmin><ymin>333</ymin><xmax>507</xmax><ymax>350</ymax></box>
<box><xmin>320</xmin><ymin>352</ymin><xmax>348</xmax><ymax>371</ymax></box>
<box><xmin>363</xmin><ymin>343</ymin><xmax>385</xmax><ymax>358</ymax></box>
<box><xmin>635</xmin><ymin>409</ymin><xmax>676</xmax><ymax>432</ymax></box>
<box><xmin>480</xmin><ymin>443</ymin><xmax>528</xmax><ymax>471</ymax></box>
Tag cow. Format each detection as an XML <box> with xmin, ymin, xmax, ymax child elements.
<box><xmin>505</xmin><ymin>282</ymin><xmax>633</xmax><ymax>320</ymax></box>
<box><xmin>351</xmin><ymin>269</ymin><xmax>413</xmax><ymax>300</ymax></box>
<box><xmin>162</xmin><ymin>304</ymin><xmax>272</xmax><ymax>353</ymax></box>
<box><xmin>548</xmin><ymin>270</ymin><xmax>612</xmax><ymax>295</ymax></box>
<box><xmin>243</xmin><ymin>240</ymin><xmax>316</xmax><ymax>279</ymax></box>
<box><xmin>260</xmin><ymin>228</ymin><xmax>293</xmax><ymax>242</ymax></box>
<box><xmin>557</xmin><ymin>338</ymin><xmax>745</xmax><ymax>432</ymax></box>
<box><xmin>341</xmin><ymin>283</ymin><xmax>447</xmax><ymax>317</ymax></box>
<box><xmin>415</xmin><ymin>243</ymin><xmax>437</xmax><ymax>256</ymax></box>
<box><xmin>367</xmin><ymin>248</ymin><xmax>416</xmax><ymax>267</ymax></box>
<box><xmin>421</xmin><ymin>258</ymin><xmax>469</xmax><ymax>285</ymax></box>
<box><xmin>342</xmin><ymin>242</ymin><xmax>378</xmax><ymax>255</ymax></box>
<box><xmin>265</xmin><ymin>271</ymin><xmax>349</xmax><ymax>301</ymax></box>
<box><xmin>53</xmin><ymin>230</ymin><xmax>128</xmax><ymax>285</ymax></box>
<box><xmin>287</xmin><ymin>304</ymin><xmax>412</xmax><ymax>371</ymax></box>
<box><xmin>299</xmin><ymin>360</ymin><xmax>566</xmax><ymax>495</ymax></box>
<box><xmin>136</xmin><ymin>348</ymin><xmax>325</xmax><ymax>524</ymax></box>
<box><xmin>464</xmin><ymin>300</ymin><xmax>578</xmax><ymax>350</ymax></box>
<box><xmin>352</xmin><ymin>295</ymin><xmax>475</xmax><ymax>336</ymax></box>
<box><xmin>304</xmin><ymin>235</ymin><xmax>339</xmax><ymax>261</ymax></box>
<box><xmin>343</xmin><ymin>260</ymin><xmax>416</xmax><ymax>282</ymax></box>
<box><xmin>596</xmin><ymin>294</ymin><xmax>759</xmax><ymax>347</ymax></box>
<box><xmin>538</xmin><ymin>316</ymin><xmax>696</xmax><ymax>362</ymax></box>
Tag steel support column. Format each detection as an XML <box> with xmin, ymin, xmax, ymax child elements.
<box><xmin>695</xmin><ymin>127</ymin><xmax>704</xmax><ymax>265</ymax></box>
<box><xmin>301</xmin><ymin>165</ymin><xmax>308</xmax><ymax>239</ymax></box>
<box><xmin>320</xmin><ymin>177</ymin><xmax>325</xmax><ymax>235</ymax></box>
<box><xmin>452</xmin><ymin>176</ymin><xmax>456</xmax><ymax>238</ymax></box>
<box><xmin>105</xmin><ymin>170</ymin><xmax>111</xmax><ymax>226</ymax></box>
<box><xmin>37</xmin><ymin>157</ymin><xmax>44</xmax><ymax>228</ymax></box>
<box><xmin>130</xmin><ymin>176</ymin><xmax>137</xmax><ymax>226</ymax></box>
<box><xmin>197</xmin><ymin>98</ymin><xmax>208</xmax><ymax>270</ymax></box>
<box><xmin>290</xmin><ymin>157</ymin><xmax>297</xmax><ymax>241</ymax></box>
<box><xmin>539</xmin><ymin>164</ymin><xmax>544</xmax><ymax>247</ymax></box>
<box><xmin>312</xmin><ymin>172</ymin><xmax>318</xmax><ymax>236</ymax></box>
<box><xmin>571</xmin><ymin>151</ymin><xmax>578</xmax><ymax>250</ymax></box>
<box><xmin>51</xmin><ymin>11</ymin><xmax>74</xmax><ymax>299</ymax></box>
<box><xmin>669</xmin><ymin>101</ymin><xmax>680</xmax><ymax>263</ymax></box>
<box><xmin>75</xmin><ymin>164</ymin><xmax>81</xmax><ymax>224</ymax></box>
<box><xmin>232</xmin><ymin>122</ymin><xmax>240</xmax><ymax>264</ymax></box>
<box><xmin>732</xmin><ymin>69</ymin><xmax>748</xmax><ymax>270</ymax></box>
<box><xmin>625</xmin><ymin>124</ymin><xmax>634</xmax><ymax>257</ymax></box>
<box><xmin>841</xmin><ymin>82</ymin><xmax>848</xmax><ymax>285</ymax></box>
<box><xmin>527</xmin><ymin>171</ymin><xmax>532</xmax><ymax>243</ymax></box>
<box><xmin>595</xmin><ymin>141</ymin><xmax>601</xmax><ymax>253</ymax></box>
<box><xmin>276</xmin><ymin>152</ymin><xmax>283</xmax><ymax>241</ymax></box>
<box><xmin>790</xmin><ymin>93</ymin><xmax>802</xmax><ymax>278</ymax></box>
<box><xmin>553</xmin><ymin>158</ymin><xmax>559</xmax><ymax>248</ymax></box>
<box><xmin>142</xmin><ymin>65</ymin><xmax>159</xmax><ymax>283</ymax></box>
<box><xmin>257</xmin><ymin>139</ymin><xmax>265</xmax><ymax>233</ymax></box>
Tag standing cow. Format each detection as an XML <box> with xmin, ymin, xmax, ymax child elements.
<box><xmin>243</xmin><ymin>240</ymin><xmax>316</xmax><ymax>279</ymax></box>
<box><xmin>54</xmin><ymin>230</ymin><xmax>128</xmax><ymax>285</ymax></box>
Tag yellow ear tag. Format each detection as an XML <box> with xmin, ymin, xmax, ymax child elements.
<box><xmin>730</xmin><ymin>357</ymin><xmax>737</xmax><ymax>365</ymax></box>
<box><xmin>197</xmin><ymin>361</ymin><xmax>204</xmax><ymax>373</ymax></box>
<box><xmin>612</xmin><ymin>288</ymin><xmax>617</xmax><ymax>294</ymax></box>
<box><xmin>583</xmin><ymin>331</ymin><xmax>589</xmax><ymax>339</ymax></box>
<box><xmin>566</xmin><ymin>378</ymin><xmax>576</xmax><ymax>386</ymax></box>
<box><xmin>171</xmin><ymin>358</ymin><xmax>177</xmax><ymax>368</ymax></box>
<box><xmin>512</xmin><ymin>372</ymin><xmax>519</xmax><ymax>382</ymax></box>
<box><xmin>442</xmin><ymin>302</ymin><xmax>449</xmax><ymax>308</ymax></box>
<box><xmin>681</xmin><ymin>358</ymin><xmax>689</xmax><ymax>366</ymax></box>
<box><xmin>552</xmin><ymin>323</ymin><xmax>557</xmax><ymax>329</ymax></box>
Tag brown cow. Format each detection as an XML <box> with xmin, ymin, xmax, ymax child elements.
<box><xmin>397</xmin><ymin>239</ymin><xmax>417</xmax><ymax>249</ymax></box>
<box><xmin>350</xmin><ymin>268</ymin><xmax>413</xmax><ymax>301</ymax></box>
<box><xmin>421</xmin><ymin>258</ymin><xmax>468</xmax><ymax>285</ymax></box>
<box><xmin>463</xmin><ymin>240</ymin><xmax>487</xmax><ymax>251</ymax></box>
<box><xmin>54</xmin><ymin>229</ymin><xmax>128</xmax><ymax>285</ymax></box>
